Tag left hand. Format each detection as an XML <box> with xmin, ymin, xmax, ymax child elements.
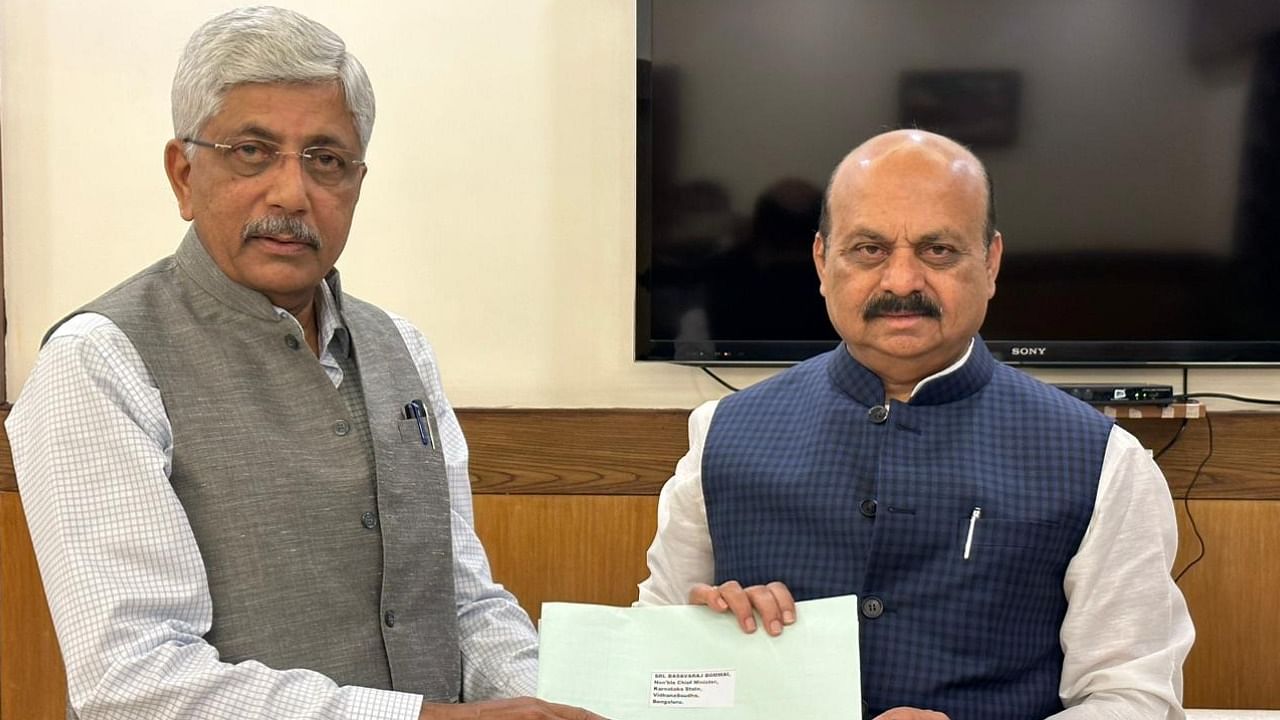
<box><xmin>687</xmin><ymin>580</ymin><xmax>796</xmax><ymax>636</ymax></box>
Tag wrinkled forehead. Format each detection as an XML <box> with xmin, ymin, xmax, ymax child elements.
<box><xmin>204</xmin><ymin>81</ymin><xmax>360</xmax><ymax>141</ymax></box>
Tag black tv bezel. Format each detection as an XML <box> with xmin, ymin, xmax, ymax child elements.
<box><xmin>633</xmin><ymin>0</ymin><xmax>1280</xmax><ymax>368</ymax></box>
<box><xmin>634</xmin><ymin>337</ymin><xmax>1280</xmax><ymax>368</ymax></box>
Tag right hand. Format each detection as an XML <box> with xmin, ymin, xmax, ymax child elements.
<box><xmin>418</xmin><ymin>697</ymin><xmax>607</xmax><ymax>719</ymax></box>
<box><xmin>687</xmin><ymin>580</ymin><xmax>796</xmax><ymax>636</ymax></box>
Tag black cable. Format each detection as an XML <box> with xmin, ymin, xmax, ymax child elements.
<box><xmin>700</xmin><ymin>366</ymin><xmax>740</xmax><ymax>392</ymax></box>
<box><xmin>1159</xmin><ymin>389</ymin><xmax>1279</xmax><ymax>583</ymax></box>
<box><xmin>1168</xmin><ymin>388</ymin><xmax>1280</xmax><ymax>579</ymax></box>
<box><xmin>1176</xmin><ymin>391</ymin><xmax>1280</xmax><ymax>406</ymax></box>
<box><xmin>1164</xmin><ymin>390</ymin><xmax>1280</xmax><ymax>582</ymax></box>
<box><xmin>1152</xmin><ymin>418</ymin><xmax>1188</xmax><ymax>460</ymax></box>
<box><xmin>1173</xmin><ymin>410</ymin><xmax>1212</xmax><ymax>583</ymax></box>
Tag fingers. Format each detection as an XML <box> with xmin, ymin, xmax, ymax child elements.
<box><xmin>687</xmin><ymin>580</ymin><xmax>797</xmax><ymax>635</ymax></box>
<box><xmin>873</xmin><ymin>707</ymin><xmax>951</xmax><ymax>720</ymax></box>
<box><xmin>543</xmin><ymin>699</ymin><xmax>609</xmax><ymax>719</ymax></box>
<box><xmin>420</xmin><ymin>697</ymin><xmax>610</xmax><ymax>719</ymax></box>
<box><xmin>718</xmin><ymin>581</ymin><xmax>758</xmax><ymax>633</ymax></box>
<box><xmin>688</xmin><ymin>581</ymin><xmax>754</xmax><ymax>632</ymax></box>
<box><xmin>687</xmin><ymin>583</ymin><xmax>730</xmax><ymax>612</ymax></box>
<box><xmin>750</xmin><ymin>581</ymin><xmax>796</xmax><ymax>636</ymax></box>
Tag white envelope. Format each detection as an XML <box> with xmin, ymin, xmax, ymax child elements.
<box><xmin>537</xmin><ymin>595</ymin><xmax>862</xmax><ymax>719</ymax></box>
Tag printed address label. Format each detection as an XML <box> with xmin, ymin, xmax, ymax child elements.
<box><xmin>649</xmin><ymin>669</ymin><xmax>736</xmax><ymax>708</ymax></box>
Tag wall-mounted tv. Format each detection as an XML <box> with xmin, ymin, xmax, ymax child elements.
<box><xmin>635</xmin><ymin>0</ymin><xmax>1280</xmax><ymax>366</ymax></box>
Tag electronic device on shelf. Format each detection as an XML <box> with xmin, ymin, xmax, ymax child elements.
<box><xmin>1053</xmin><ymin>384</ymin><xmax>1176</xmax><ymax>406</ymax></box>
<box><xmin>635</xmin><ymin>0</ymin><xmax>1280</xmax><ymax>366</ymax></box>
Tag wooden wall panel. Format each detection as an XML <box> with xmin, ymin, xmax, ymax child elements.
<box><xmin>1174</xmin><ymin>499</ymin><xmax>1280</xmax><ymax>710</ymax></box>
<box><xmin>0</xmin><ymin>407</ymin><xmax>13</xmax><ymax>494</ymax></box>
<box><xmin>0</xmin><ymin>492</ymin><xmax>65</xmax><ymax>720</ymax></box>
<box><xmin>460</xmin><ymin>409</ymin><xmax>689</xmax><ymax>495</ymax></box>
<box><xmin>472</xmin><ymin>495</ymin><xmax>659</xmax><ymax>623</ymax></box>
<box><xmin>0</xmin><ymin>407</ymin><xmax>64</xmax><ymax>720</ymax></box>
<box><xmin>457</xmin><ymin>409</ymin><xmax>1280</xmax><ymax>501</ymax></box>
<box><xmin>1122</xmin><ymin>414</ymin><xmax>1280</xmax><ymax>499</ymax></box>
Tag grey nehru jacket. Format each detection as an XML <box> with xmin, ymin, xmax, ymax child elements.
<box><xmin>59</xmin><ymin>228</ymin><xmax>461</xmax><ymax>706</ymax></box>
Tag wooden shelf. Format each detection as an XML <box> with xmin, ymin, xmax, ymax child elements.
<box><xmin>1097</xmin><ymin>401</ymin><xmax>1203</xmax><ymax>419</ymax></box>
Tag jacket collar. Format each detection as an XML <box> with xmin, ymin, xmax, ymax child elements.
<box><xmin>175</xmin><ymin>226</ymin><xmax>346</xmax><ymax>327</ymax></box>
<box><xmin>826</xmin><ymin>337</ymin><xmax>996</xmax><ymax>406</ymax></box>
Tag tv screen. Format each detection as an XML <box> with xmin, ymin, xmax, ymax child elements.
<box><xmin>636</xmin><ymin>0</ymin><xmax>1280</xmax><ymax>365</ymax></box>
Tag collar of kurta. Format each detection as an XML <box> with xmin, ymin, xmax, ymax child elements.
<box><xmin>175</xmin><ymin>225</ymin><xmax>348</xmax><ymax>332</ymax></box>
<box><xmin>826</xmin><ymin>336</ymin><xmax>996</xmax><ymax>407</ymax></box>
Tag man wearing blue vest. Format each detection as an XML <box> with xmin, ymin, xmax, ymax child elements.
<box><xmin>6</xmin><ymin>6</ymin><xmax>601</xmax><ymax>720</ymax></box>
<box><xmin>638</xmin><ymin>129</ymin><xmax>1194</xmax><ymax>719</ymax></box>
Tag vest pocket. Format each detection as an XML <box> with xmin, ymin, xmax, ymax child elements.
<box><xmin>396</xmin><ymin>417</ymin><xmax>442</xmax><ymax>455</ymax></box>
<box><xmin>954</xmin><ymin>516</ymin><xmax>1074</xmax><ymax>601</ymax></box>
<box><xmin>968</xmin><ymin>518</ymin><xmax>1063</xmax><ymax>550</ymax></box>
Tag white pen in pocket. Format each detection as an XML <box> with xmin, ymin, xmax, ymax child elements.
<box><xmin>963</xmin><ymin>506</ymin><xmax>982</xmax><ymax>560</ymax></box>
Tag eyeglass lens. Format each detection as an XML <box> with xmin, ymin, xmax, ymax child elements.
<box><xmin>222</xmin><ymin>140</ymin><xmax>358</xmax><ymax>185</ymax></box>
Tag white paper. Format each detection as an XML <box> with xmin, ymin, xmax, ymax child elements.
<box><xmin>537</xmin><ymin>595</ymin><xmax>861</xmax><ymax>719</ymax></box>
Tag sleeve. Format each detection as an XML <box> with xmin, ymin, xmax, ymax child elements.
<box><xmin>7</xmin><ymin>314</ymin><xmax>423</xmax><ymax>720</ymax></box>
<box><xmin>635</xmin><ymin>400</ymin><xmax>720</xmax><ymax>606</ymax></box>
<box><xmin>1051</xmin><ymin>424</ymin><xmax>1196</xmax><ymax>720</ymax></box>
<box><xmin>390</xmin><ymin>315</ymin><xmax>541</xmax><ymax>700</ymax></box>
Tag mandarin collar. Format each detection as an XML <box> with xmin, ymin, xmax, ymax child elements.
<box><xmin>175</xmin><ymin>226</ymin><xmax>347</xmax><ymax>338</ymax></box>
<box><xmin>826</xmin><ymin>337</ymin><xmax>996</xmax><ymax>407</ymax></box>
<box><xmin>176</xmin><ymin>226</ymin><xmax>283</xmax><ymax>322</ymax></box>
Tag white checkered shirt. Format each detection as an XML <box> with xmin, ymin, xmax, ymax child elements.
<box><xmin>8</xmin><ymin>283</ymin><xmax>538</xmax><ymax>719</ymax></box>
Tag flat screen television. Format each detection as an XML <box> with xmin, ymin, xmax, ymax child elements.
<box><xmin>635</xmin><ymin>0</ymin><xmax>1280</xmax><ymax>365</ymax></box>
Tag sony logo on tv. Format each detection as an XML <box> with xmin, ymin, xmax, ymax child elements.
<box><xmin>1009</xmin><ymin>347</ymin><xmax>1048</xmax><ymax>357</ymax></box>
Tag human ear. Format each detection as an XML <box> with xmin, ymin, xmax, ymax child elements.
<box><xmin>812</xmin><ymin>232</ymin><xmax>829</xmax><ymax>297</ymax></box>
<box><xmin>163</xmin><ymin>140</ymin><xmax>196</xmax><ymax>221</ymax></box>
<box><xmin>985</xmin><ymin>231</ymin><xmax>1003</xmax><ymax>298</ymax></box>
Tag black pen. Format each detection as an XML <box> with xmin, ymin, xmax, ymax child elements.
<box><xmin>404</xmin><ymin>399</ymin><xmax>432</xmax><ymax>448</ymax></box>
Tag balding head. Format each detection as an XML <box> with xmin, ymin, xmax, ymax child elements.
<box><xmin>818</xmin><ymin>130</ymin><xmax>996</xmax><ymax>253</ymax></box>
<box><xmin>810</xmin><ymin>129</ymin><xmax>1004</xmax><ymax>398</ymax></box>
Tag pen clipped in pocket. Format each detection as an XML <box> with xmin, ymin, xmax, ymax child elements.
<box><xmin>399</xmin><ymin>399</ymin><xmax>440</xmax><ymax>449</ymax></box>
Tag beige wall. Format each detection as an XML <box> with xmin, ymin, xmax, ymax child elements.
<box><xmin>3</xmin><ymin>0</ymin><xmax>1279</xmax><ymax>411</ymax></box>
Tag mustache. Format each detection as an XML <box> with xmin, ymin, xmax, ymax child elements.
<box><xmin>863</xmin><ymin>292</ymin><xmax>942</xmax><ymax>320</ymax></box>
<box><xmin>241</xmin><ymin>215</ymin><xmax>322</xmax><ymax>249</ymax></box>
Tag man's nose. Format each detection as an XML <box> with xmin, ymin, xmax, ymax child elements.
<box><xmin>878</xmin><ymin>248</ymin><xmax>926</xmax><ymax>295</ymax></box>
<box><xmin>262</xmin><ymin>153</ymin><xmax>311</xmax><ymax>213</ymax></box>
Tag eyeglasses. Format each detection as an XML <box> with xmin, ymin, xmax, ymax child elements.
<box><xmin>182</xmin><ymin>137</ymin><xmax>365</xmax><ymax>187</ymax></box>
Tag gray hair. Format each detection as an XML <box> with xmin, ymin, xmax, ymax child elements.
<box><xmin>172</xmin><ymin>6</ymin><xmax>375</xmax><ymax>153</ymax></box>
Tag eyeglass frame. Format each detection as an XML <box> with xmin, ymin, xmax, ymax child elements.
<box><xmin>181</xmin><ymin>137</ymin><xmax>366</xmax><ymax>187</ymax></box>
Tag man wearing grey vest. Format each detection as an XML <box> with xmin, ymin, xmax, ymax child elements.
<box><xmin>6</xmin><ymin>6</ymin><xmax>602</xmax><ymax>720</ymax></box>
<box><xmin>638</xmin><ymin>130</ymin><xmax>1195</xmax><ymax>719</ymax></box>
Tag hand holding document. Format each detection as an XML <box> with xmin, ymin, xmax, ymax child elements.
<box><xmin>537</xmin><ymin>595</ymin><xmax>861</xmax><ymax>719</ymax></box>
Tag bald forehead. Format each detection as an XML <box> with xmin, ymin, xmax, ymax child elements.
<box><xmin>819</xmin><ymin>129</ymin><xmax>994</xmax><ymax>245</ymax></box>
<box><xmin>834</xmin><ymin>130</ymin><xmax>987</xmax><ymax>196</ymax></box>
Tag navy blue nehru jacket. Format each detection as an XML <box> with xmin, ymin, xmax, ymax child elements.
<box><xmin>701</xmin><ymin>339</ymin><xmax>1113</xmax><ymax>720</ymax></box>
